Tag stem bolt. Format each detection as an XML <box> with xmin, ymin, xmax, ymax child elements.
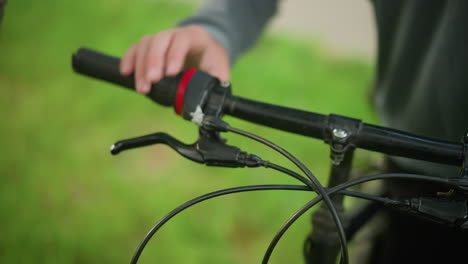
<box><xmin>332</xmin><ymin>128</ymin><xmax>349</xmax><ymax>139</ymax></box>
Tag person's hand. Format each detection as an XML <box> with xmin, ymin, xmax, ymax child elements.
<box><xmin>120</xmin><ymin>25</ymin><xmax>230</xmax><ymax>94</ymax></box>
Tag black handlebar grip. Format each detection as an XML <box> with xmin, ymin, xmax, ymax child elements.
<box><xmin>72</xmin><ymin>48</ymin><xmax>182</xmax><ymax>106</ymax></box>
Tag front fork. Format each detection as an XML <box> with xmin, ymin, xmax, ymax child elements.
<box><xmin>305</xmin><ymin>147</ymin><xmax>354</xmax><ymax>264</ymax></box>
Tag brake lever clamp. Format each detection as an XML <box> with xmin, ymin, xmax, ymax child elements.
<box><xmin>110</xmin><ymin>128</ymin><xmax>261</xmax><ymax>168</ymax></box>
<box><xmin>195</xmin><ymin>128</ymin><xmax>262</xmax><ymax>167</ymax></box>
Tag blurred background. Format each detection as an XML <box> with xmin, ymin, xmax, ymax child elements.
<box><xmin>0</xmin><ymin>0</ymin><xmax>378</xmax><ymax>263</ymax></box>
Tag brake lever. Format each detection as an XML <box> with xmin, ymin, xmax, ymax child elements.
<box><xmin>110</xmin><ymin>129</ymin><xmax>261</xmax><ymax>168</ymax></box>
<box><xmin>111</xmin><ymin>132</ymin><xmax>204</xmax><ymax>163</ymax></box>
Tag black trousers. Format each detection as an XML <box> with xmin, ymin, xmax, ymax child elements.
<box><xmin>367</xmin><ymin>160</ymin><xmax>468</xmax><ymax>264</ymax></box>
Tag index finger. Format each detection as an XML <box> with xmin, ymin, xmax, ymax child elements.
<box><xmin>120</xmin><ymin>44</ymin><xmax>137</xmax><ymax>76</ymax></box>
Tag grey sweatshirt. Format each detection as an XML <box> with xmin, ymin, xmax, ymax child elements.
<box><xmin>180</xmin><ymin>0</ymin><xmax>468</xmax><ymax>178</ymax></box>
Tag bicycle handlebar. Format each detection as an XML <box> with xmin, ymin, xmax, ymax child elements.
<box><xmin>224</xmin><ymin>96</ymin><xmax>464</xmax><ymax>166</ymax></box>
<box><xmin>72</xmin><ymin>48</ymin><xmax>465</xmax><ymax>168</ymax></box>
<box><xmin>73</xmin><ymin>48</ymin><xmax>220</xmax><ymax>119</ymax></box>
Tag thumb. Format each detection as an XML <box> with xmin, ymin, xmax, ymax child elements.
<box><xmin>204</xmin><ymin>67</ymin><xmax>230</xmax><ymax>83</ymax></box>
<box><xmin>198</xmin><ymin>43</ymin><xmax>230</xmax><ymax>82</ymax></box>
<box><xmin>200</xmin><ymin>57</ymin><xmax>230</xmax><ymax>82</ymax></box>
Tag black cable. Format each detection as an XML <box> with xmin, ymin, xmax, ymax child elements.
<box><xmin>266</xmin><ymin>162</ymin><xmax>316</xmax><ymax>189</ymax></box>
<box><xmin>130</xmin><ymin>183</ymin><xmax>393</xmax><ymax>264</ymax></box>
<box><xmin>267</xmin><ymin>163</ymin><xmax>392</xmax><ymax>204</ymax></box>
<box><xmin>224</xmin><ymin>125</ymin><xmax>349</xmax><ymax>264</ymax></box>
<box><xmin>262</xmin><ymin>173</ymin><xmax>454</xmax><ymax>263</ymax></box>
<box><xmin>130</xmin><ymin>185</ymin><xmax>308</xmax><ymax>264</ymax></box>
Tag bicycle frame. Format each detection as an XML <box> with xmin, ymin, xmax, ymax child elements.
<box><xmin>72</xmin><ymin>48</ymin><xmax>468</xmax><ymax>264</ymax></box>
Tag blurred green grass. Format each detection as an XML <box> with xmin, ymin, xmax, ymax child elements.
<box><xmin>0</xmin><ymin>0</ymin><xmax>375</xmax><ymax>263</ymax></box>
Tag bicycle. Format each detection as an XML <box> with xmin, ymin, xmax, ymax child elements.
<box><xmin>72</xmin><ymin>48</ymin><xmax>468</xmax><ymax>264</ymax></box>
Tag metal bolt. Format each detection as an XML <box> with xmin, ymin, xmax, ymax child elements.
<box><xmin>221</xmin><ymin>81</ymin><xmax>230</xmax><ymax>87</ymax></box>
<box><xmin>332</xmin><ymin>128</ymin><xmax>349</xmax><ymax>139</ymax></box>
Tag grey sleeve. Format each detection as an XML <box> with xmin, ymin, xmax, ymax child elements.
<box><xmin>178</xmin><ymin>0</ymin><xmax>279</xmax><ymax>64</ymax></box>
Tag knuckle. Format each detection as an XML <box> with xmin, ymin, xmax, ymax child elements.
<box><xmin>166</xmin><ymin>50</ymin><xmax>181</xmax><ymax>63</ymax></box>
<box><xmin>151</xmin><ymin>31</ymin><xmax>171</xmax><ymax>43</ymax></box>
<box><xmin>147</xmin><ymin>49</ymin><xmax>164</xmax><ymax>62</ymax></box>
<box><xmin>148</xmin><ymin>44</ymin><xmax>168</xmax><ymax>61</ymax></box>
<box><xmin>145</xmin><ymin>52</ymin><xmax>163</xmax><ymax>69</ymax></box>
